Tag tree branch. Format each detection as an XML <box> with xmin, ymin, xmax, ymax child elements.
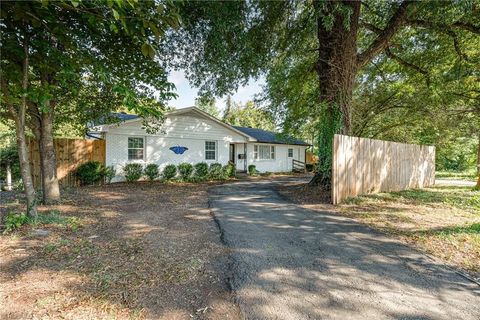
<box><xmin>385</xmin><ymin>47</ymin><xmax>430</xmax><ymax>84</ymax></box>
<box><xmin>407</xmin><ymin>19</ymin><xmax>480</xmax><ymax>35</ymax></box>
<box><xmin>357</xmin><ymin>1</ymin><xmax>414</xmax><ymax>68</ymax></box>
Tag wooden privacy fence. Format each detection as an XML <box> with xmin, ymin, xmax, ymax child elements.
<box><xmin>29</xmin><ymin>138</ymin><xmax>105</xmax><ymax>188</ymax></box>
<box><xmin>332</xmin><ymin>134</ymin><xmax>435</xmax><ymax>204</ymax></box>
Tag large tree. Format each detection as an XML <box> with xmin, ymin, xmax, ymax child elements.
<box><xmin>1</xmin><ymin>0</ymin><xmax>179</xmax><ymax>207</ymax></box>
<box><xmin>223</xmin><ymin>100</ymin><xmax>276</xmax><ymax>131</ymax></box>
<box><xmin>166</xmin><ymin>0</ymin><xmax>479</xmax><ymax>189</ymax></box>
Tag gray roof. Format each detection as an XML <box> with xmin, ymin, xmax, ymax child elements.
<box><xmin>90</xmin><ymin>112</ymin><xmax>139</xmax><ymax>126</ymax></box>
<box><xmin>94</xmin><ymin>112</ymin><xmax>309</xmax><ymax>146</ymax></box>
<box><xmin>114</xmin><ymin>112</ymin><xmax>139</xmax><ymax>122</ymax></box>
<box><xmin>233</xmin><ymin>126</ymin><xmax>310</xmax><ymax>146</ymax></box>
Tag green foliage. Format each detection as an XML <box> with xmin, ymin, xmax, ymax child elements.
<box><xmin>195</xmin><ymin>96</ymin><xmax>220</xmax><ymax>117</ymax></box>
<box><xmin>1</xmin><ymin>0</ymin><xmax>182</xmax><ymax>138</ymax></box>
<box><xmin>76</xmin><ymin>161</ymin><xmax>104</xmax><ymax>186</ymax></box>
<box><xmin>436</xmin><ymin>170</ymin><xmax>476</xmax><ymax>181</ymax></box>
<box><xmin>315</xmin><ymin>103</ymin><xmax>343</xmax><ymax>187</ymax></box>
<box><xmin>2</xmin><ymin>209</ymin><xmax>81</xmax><ymax>234</ymax></box>
<box><xmin>222</xmin><ymin>101</ymin><xmax>276</xmax><ymax>131</ymax></box>
<box><xmin>169</xmin><ymin>0</ymin><xmax>479</xmax><ymax>189</ymax></box>
<box><xmin>144</xmin><ymin>163</ymin><xmax>160</xmax><ymax>181</ymax></box>
<box><xmin>103</xmin><ymin>165</ymin><xmax>116</xmax><ymax>183</ymax></box>
<box><xmin>123</xmin><ymin>163</ymin><xmax>143</xmax><ymax>182</ymax></box>
<box><xmin>194</xmin><ymin>162</ymin><xmax>209</xmax><ymax>179</ymax></box>
<box><xmin>177</xmin><ymin>162</ymin><xmax>193</xmax><ymax>180</ymax></box>
<box><xmin>0</xmin><ymin>126</ymin><xmax>20</xmax><ymax>183</ymax></box>
<box><xmin>163</xmin><ymin>164</ymin><xmax>177</xmax><ymax>180</ymax></box>
<box><xmin>209</xmin><ymin>163</ymin><xmax>223</xmax><ymax>180</ymax></box>
<box><xmin>3</xmin><ymin>211</ymin><xmax>28</xmax><ymax>234</ymax></box>
<box><xmin>223</xmin><ymin>163</ymin><xmax>236</xmax><ymax>178</ymax></box>
<box><xmin>248</xmin><ymin>165</ymin><xmax>257</xmax><ymax>176</ymax></box>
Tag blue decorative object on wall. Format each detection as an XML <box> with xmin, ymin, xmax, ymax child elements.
<box><xmin>169</xmin><ymin>145</ymin><xmax>188</xmax><ymax>155</ymax></box>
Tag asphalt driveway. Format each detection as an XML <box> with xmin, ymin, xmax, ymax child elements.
<box><xmin>209</xmin><ymin>178</ymin><xmax>480</xmax><ymax>320</ymax></box>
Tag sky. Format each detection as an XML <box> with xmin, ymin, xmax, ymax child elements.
<box><xmin>167</xmin><ymin>70</ymin><xmax>264</xmax><ymax>111</ymax></box>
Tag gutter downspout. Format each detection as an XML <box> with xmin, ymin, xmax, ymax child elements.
<box><xmin>244</xmin><ymin>143</ymin><xmax>247</xmax><ymax>172</ymax></box>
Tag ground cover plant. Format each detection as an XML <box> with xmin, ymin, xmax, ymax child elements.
<box><xmin>0</xmin><ymin>183</ymin><xmax>240</xmax><ymax>319</ymax></box>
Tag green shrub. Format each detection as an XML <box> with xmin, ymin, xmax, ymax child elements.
<box><xmin>223</xmin><ymin>163</ymin><xmax>236</xmax><ymax>178</ymax></box>
<box><xmin>163</xmin><ymin>164</ymin><xmax>177</xmax><ymax>180</ymax></box>
<box><xmin>178</xmin><ymin>162</ymin><xmax>193</xmax><ymax>180</ymax></box>
<box><xmin>3</xmin><ymin>211</ymin><xmax>29</xmax><ymax>234</ymax></box>
<box><xmin>123</xmin><ymin>163</ymin><xmax>143</xmax><ymax>182</ymax></box>
<box><xmin>76</xmin><ymin>161</ymin><xmax>104</xmax><ymax>185</ymax></box>
<box><xmin>103</xmin><ymin>165</ymin><xmax>116</xmax><ymax>183</ymax></box>
<box><xmin>209</xmin><ymin>163</ymin><xmax>223</xmax><ymax>180</ymax></box>
<box><xmin>248</xmin><ymin>164</ymin><xmax>257</xmax><ymax>176</ymax></box>
<box><xmin>144</xmin><ymin>163</ymin><xmax>160</xmax><ymax>181</ymax></box>
<box><xmin>194</xmin><ymin>162</ymin><xmax>209</xmax><ymax>179</ymax></box>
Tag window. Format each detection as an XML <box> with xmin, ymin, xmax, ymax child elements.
<box><xmin>205</xmin><ymin>141</ymin><xmax>217</xmax><ymax>160</ymax></box>
<box><xmin>254</xmin><ymin>145</ymin><xmax>275</xmax><ymax>160</ymax></box>
<box><xmin>128</xmin><ymin>137</ymin><xmax>144</xmax><ymax>160</ymax></box>
<box><xmin>288</xmin><ymin>148</ymin><xmax>293</xmax><ymax>157</ymax></box>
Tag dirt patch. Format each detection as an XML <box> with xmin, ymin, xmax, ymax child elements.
<box><xmin>276</xmin><ymin>183</ymin><xmax>480</xmax><ymax>281</ymax></box>
<box><xmin>275</xmin><ymin>179</ymin><xmax>331</xmax><ymax>206</ymax></box>
<box><xmin>0</xmin><ymin>182</ymin><xmax>240</xmax><ymax>319</ymax></box>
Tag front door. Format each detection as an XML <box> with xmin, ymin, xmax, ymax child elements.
<box><xmin>287</xmin><ymin>147</ymin><xmax>293</xmax><ymax>171</ymax></box>
<box><xmin>229</xmin><ymin>144</ymin><xmax>235</xmax><ymax>164</ymax></box>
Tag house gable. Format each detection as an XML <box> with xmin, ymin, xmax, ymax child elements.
<box><xmin>104</xmin><ymin>108</ymin><xmax>251</xmax><ymax>143</ymax></box>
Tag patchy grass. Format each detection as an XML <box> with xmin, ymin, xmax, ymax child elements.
<box><xmin>277</xmin><ymin>180</ymin><xmax>480</xmax><ymax>277</ymax></box>
<box><xmin>436</xmin><ymin>169</ymin><xmax>477</xmax><ymax>181</ymax></box>
<box><xmin>341</xmin><ymin>186</ymin><xmax>480</xmax><ymax>276</ymax></box>
<box><xmin>0</xmin><ymin>182</ymin><xmax>239</xmax><ymax>320</ymax></box>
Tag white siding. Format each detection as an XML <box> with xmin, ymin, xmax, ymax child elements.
<box><xmin>233</xmin><ymin>143</ymin><xmax>307</xmax><ymax>173</ymax></box>
<box><xmin>105</xmin><ymin>112</ymin><xmax>247</xmax><ymax>181</ymax></box>
<box><xmin>104</xmin><ymin>110</ymin><xmax>308</xmax><ymax>180</ymax></box>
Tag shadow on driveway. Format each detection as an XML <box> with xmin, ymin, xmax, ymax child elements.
<box><xmin>209</xmin><ymin>179</ymin><xmax>480</xmax><ymax>320</ymax></box>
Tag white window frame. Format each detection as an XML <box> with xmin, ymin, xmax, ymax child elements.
<box><xmin>127</xmin><ymin>136</ymin><xmax>145</xmax><ymax>161</ymax></box>
<box><xmin>254</xmin><ymin>144</ymin><xmax>275</xmax><ymax>160</ymax></box>
<box><xmin>205</xmin><ymin>140</ymin><xmax>217</xmax><ymax>161</ymax></box>
<box><xmin>288</xmin><ymin>148</ymin><xmax>294</xmax><ymax>157</ymax></box>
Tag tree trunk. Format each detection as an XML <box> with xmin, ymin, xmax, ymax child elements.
<box><xmin>29</xmin><ymin>111</ymin><xmax>45</xmax><ymax>199</ymax></box>
<box><xmin>5</xmin><ymin>162</ymin><xmax>13</xmax><ymax>191</ymax></box>
<box><xmin>476</xmin><ymin>133</ymin><xmax>480</xmax><ymax>189</ymax></box>
<box><xmin>16</xmin><ymin>28</ymin><xmax>38</xmax><ymax>219</ymax></box>
<box><xmin>39</xmin><ymin>105</ymin><xmax>60</xmax><ymax>203</ymax></box>
<box><xmin>14</xmin><ymin>116</ymin><xmax>38</xmax><ymax>219</ymax></box>
<box><xmin>310</xmin><ymin>1</ymin><xmax>361</xmax><ymax>188</ymax></box>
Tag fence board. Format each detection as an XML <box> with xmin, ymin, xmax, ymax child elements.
<box><xmin>332</xmin><ymin>135</ymin><xmax>435</xmax><ymax>204</ymax></box>
<box><xmin>28</xmin><ymin>138</ymin><xmax>105</xmax><ymax>188</ymax></box>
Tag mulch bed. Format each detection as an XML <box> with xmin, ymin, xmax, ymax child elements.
<box><xmin>0</xmin><ymin>182</ymin><xmax>240</xmax><ymax>320</ymax></box>
<box><xmin>275</xmin><ymin>181</ymin><xmax>331</xmax><ymax>205</ymax></box>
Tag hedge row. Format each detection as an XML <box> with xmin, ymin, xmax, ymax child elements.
<box><xmin>124</xmin><ymin>162</ymin><xmax>236</xmax><ymax>182</ymax></box>
<box><xmin>75</xmin><ymin>161</ymin><xmax>236</xmax><ymax>185</ymax></box>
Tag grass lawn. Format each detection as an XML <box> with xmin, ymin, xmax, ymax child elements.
<box><xmin>435</xmin><ymin>169</ymin><xmax>477</xmax><ymax>181</ymax></box>
<box><xmin>276</xmin><ymin>180</ymin><xmax>480</xmax><ymax>279</ymax></box>
<box><xmin>0</xmin><ymin>182</ymin><xmax>240</xmax><ymax>320</ymax></box>
<box><xmin>341</xmin><ymin>186</ymin><xmax>480</xmax><ymax>276</ymax></box>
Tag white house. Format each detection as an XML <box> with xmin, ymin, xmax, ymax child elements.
<box><xmin>90</xmin><ymin>107</ymin><xmax>310</xmax><ymax>181</ymax></box>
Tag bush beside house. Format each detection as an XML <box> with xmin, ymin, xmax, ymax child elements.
<box><xmin>163</xmin><ymin>164</ymin><xmax>177</xmax><ymax>180</ymax></box>
<box><xmin>76</xmin><ymin>161</ymin><xmax>105</xmax><ymax>185</ymax></box>
<box><xmin>194</xmin><ymin>162</ymin><xmax>209</xmax><ymax>180</ymax></box>
<box><xmin>144</xmin><ymin>163</ymin><xmax>160</xmax><ymax>181</ymax></box>
<box><xmin>123</xmin><ymin>163</ymin><xmax>143</xmax><ymax>182</ymax></box>
<box><xmin>178</xmin><ymin>163</ymin><xmax>194</xmax><ymax>180</ymax></box>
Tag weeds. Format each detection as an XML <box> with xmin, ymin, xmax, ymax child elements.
<box><xmin>2</xmin><ymin>209</ymin><xmax>82</xmax><ymax>234</ymax></box>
